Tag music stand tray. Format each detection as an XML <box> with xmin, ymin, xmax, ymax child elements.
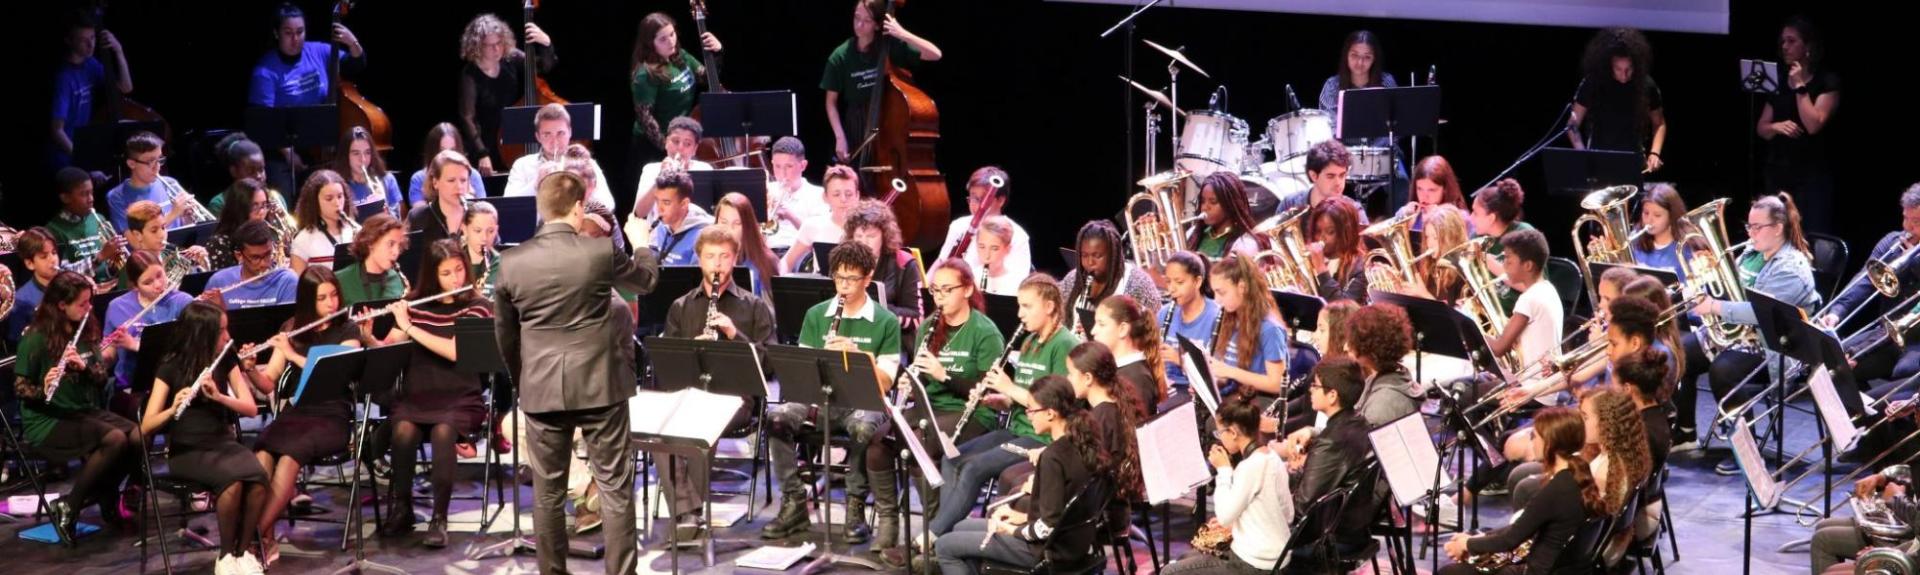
<box><xmin>762</xmin><ymin>344</ymin><xmax>888</xmax><ymax>571</ymax></box>
<box><xmin>165</xmin><ymin>221</ymin><xmax>218</xmax><ymax>249</ymax></box>
<box><xmin>697</xmin><ymin>90</ymin><xmax>798</xmax><ymax>139</ymax></box>
<box><xmin>643</xmin><ymin>336</ymin><xmax>768</xmax><ymax>398</ymax></box>
<box><xmin>1337</xmin><ymin>85</ymin><xmax>1441</xmax><ymax>141</ymax></box>
<box><xmin>244</xmin><ymin>105</ymin><xmax>339</xmax><ymax>150</ymax></box>
<box><xmin>470</xmin><ymin>196</ymin><xmax>540</xmax><ymax>245</ymax></box>
<box><xmin>983</xmin><ymin>293</ymin><xmax>1021</xmax><ymax>342</ymax></box>
<box><xmin>501</xmin><ymin>103</ymin><xmax>601</xmax><ymax>143</ymax></box>
<box><xmin>687</xmin><ymin>170</ymin><xmax>769</xmax><ymax>217</ymax></box>
<box><xmin>1270</xmin><ymin>289</ymin><xmax>1326</xmax><ymax>333</ymax></box>
<box><xmin>1541</xmin><ymin>147</ymin><xmax>1643</xmax><ymax>197</ymax></box>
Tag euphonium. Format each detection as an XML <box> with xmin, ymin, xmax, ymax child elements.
<box><xmin>1361</xmin><ymin>211</ymin><xmax>1421</xmax><ymax>294</ymax></box>
<box><xmin>1126</xmin><ymin>172</ymin><xmax>1193</xmax><ymax>270</ymax></box>
<box><xmin>1571</xmin><ymin>185</ymin><xmax>1640</xmax><ymax>266</ymax></box>
<box><xmin>1465</xmin><ymin>540</ymin><xmax>1533</xmax><ymax>573</ymax></box>
<box><xmin>1676</xmin><ymin>198</ymin><xmax>1759</xmax><ymax>358</ymax></box>
<box><xmin>1439</xmin><ymin>236</ymin><xmax>1521</xmax><ymax>375</ymax></box>
<box><xmin>1868</xmin><ymin>235</ymin><xmax>1919</xmax><ymax>299</ymax></box>
<box><xmin>1253</xmin><ymin>207</ymin><xmax>1316</xmax><ymax>294</ymax></box>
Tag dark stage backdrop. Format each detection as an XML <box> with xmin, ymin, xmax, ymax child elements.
<box><xmin>2</xmin><ymin>0</ymin><xmax>1908</xmax><ymax>278</ymax></box>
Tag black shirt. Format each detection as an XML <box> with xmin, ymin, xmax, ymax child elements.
<box><xmin>459</xmin><ymin>50</ymin><xmax>556</xmax><ymax>168</ymax></box>
<box><xmin>874</xmin><ymin>250</ymin><xmax>924</xmax><ymax>325</ymax></box>
<box><xmin>1021</xmin><ymin>433</ymin><xmax>1095</xmax><ymax>564</ymax></box>
<box><xmin>1765</xmin><ymin>71</ymin><xmax>1841</xmax><ymax>177</ymax></box>
<box><xmin>1466</xmin><ymin>469</ymin><xmax>1594</xmax><ymax>575</ymax></box>
<box><xmin>1640</xmin><ymin>405</ymin><xmax>1671</xmax><ymax>478</ymax></box>
<box><xmin>1576</xmin><ymin>78</ymin><xmax>1663</xmax><ymax>153</ymax></box>
<box><xmin>408</xmin><ymin>202</ymin><xmax>457</xmax><ymax>248</ymax></box>
<box><xmin>1296</xmin><ymin>409</ymin><xmax>1373</xmax><ymax>546</ymax></box>
<box><xmin>661</xmin><ymin>281</ymin><xmax>777</xmax><ymax>348</ymax></box>
<box><xmin>1116</xmin><ymin>359</ymin><xmax>1161</xmax><ymax>414</ymax></box>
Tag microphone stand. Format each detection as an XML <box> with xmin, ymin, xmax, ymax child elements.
<box><xmin>1102</xmin><ymin>0</ymin><xmax>1164</xmax><ymax>190</ymax></box>
<box><xmin>1472</xmin><ymin>77</ymin><xmax>1586</xmax><ymax>193</ymax></box>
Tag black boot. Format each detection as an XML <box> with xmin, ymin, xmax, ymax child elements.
<box><xmin>422</xmin><ymin>514</ymin><xmax>448</xmax><ymax>548</ymax></box>
<box><xmin>760</xmin><ymin>494</ymin><xmax>811</xmax><ymax>540</ymax></box>
<box><xmin>871</xmin><ymin>469</ymin><xmax>901</xmax><ymax>549</ymax></box>
<box><xmin>843</xmin><ymin>495</ymin><xmax>872</xmax><ymax>544</ymax></box>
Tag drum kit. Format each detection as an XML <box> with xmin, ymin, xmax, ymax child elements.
<box><xmin>1122</xmin><ymin>39</ymin><xmax>1394</xmax><ymax>224</ymax></box>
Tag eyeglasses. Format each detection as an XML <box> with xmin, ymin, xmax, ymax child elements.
<box><xmin>832</xmin><ymin>274</ymin><xmax>867</xmax><ymax>284</ymax></box>
<box><xmin>132</xmin><ymin>156</ymin><xmax>167</xmax><ymax>167</ymax></box>
<box><xmin>1211</xmin><ymin>428</ymin><xmax>1236</xmax><ymax>441</ymax></box>
<box><xmin>927</xmin><ymin>283</ymin><xmax>967</xmax><ymax>296</ymax></box>
<box><xmin>1024</xmin><ymin>407</ymin><xmax>1048</xmax><ymax>416</ymax></box>
<box><xmin>1744</xmin><ymin>221</ymin><xmax>1780</xmax><ymax>232</ymax></box>
<box><xmin>241</xmin><ymin>249</ymin><xmax>273</xmax><ymax>263</ymax></box>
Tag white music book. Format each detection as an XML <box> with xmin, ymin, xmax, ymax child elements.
<box><xmin>627</xmin><ymin>388</ymin><xmax>745</xmax><ymax>447</ymax></box>
<box><xmin>1731</xmin><ymin>417</ymin><xmax>1784</xmax><ymax>509</ymax></box>
<box><xmin>1807</xmin><ymin>367</ymin><xmax>1860</xmax><ymax>452</ymax></box>
<box><xmin>736</xmin><ymin>542</ymin><xmax>816</xmax><ymax>571</ymax></box>
<box><xmin>1368</xmin><ymin>412</ymin><xmax>1449</xmax><ymax>508</ymax></box>
<box><xmin>1136</xmin><ymin>400</ymin><xmax>1212</xmax><ymax>504</ymax></box>
<box><xmin>1176</xmin><ymin>335</ymin><xmax>1220</xmax><ymax>415</ymax></box>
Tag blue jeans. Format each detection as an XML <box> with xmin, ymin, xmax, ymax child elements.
<box><xmin>935</xmin><ymin>517</ymin><xmax>1039</xmax><ymax>575</ymax></box>
<box><xmin>930</xmin><ymin>429</ymin><xmax>1043</xmax><ymax>534</ymax></box>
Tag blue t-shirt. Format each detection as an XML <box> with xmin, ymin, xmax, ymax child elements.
<box><xmin>347</xmin><ymin>173</ymin><xmax>403</xmax><ymax>214</ymax></box>
<box><xmin>249</xmin><ymin>42</ymin><xmax>336</xmax><ymax>107</ymax></box>
<box><xmin>105</xmin><ymin>290</ymin><xmax>193</xmax><ymax>386</ymax></box>
<box><xmin>206</xmin><ymin>266</ymin><xmax>299</xmax><ymax>309</ymax></box>
<box><xmin>51</xmin><ymin>57</ymin><xmax>106</xmax><ymax>166</ymax></box>
<box><xmin>106</xmin><ymin>177</ymin><xmax>184</xmax><ymax>232</ymax></box>
<box><xmin>407</xmin><ymin>168</ymin><xmax>487</xmax><ymax>206</ymax></box>
<box><xmin>4</xmin><ymin>278</ymin><xmax>47</xmax><ymax>346</ymax></box>
<box><xmin>1629</xmin><ymin>240</ymin><xmax>1689</xmax><ymax>284</ymax></box>
<box><xmin>1217</xmin><ymin>317</ymin><xmax>1290</xmax><ymax>397</ymax></box>
<box><xmin>1158</xmin><ymin>299</ymin><xmax>1222</xmax><ymax>389</ymax></box>
<box><xmin>652</xmin><ymin>222</ymin><xmax>708</xmax><ymax>267</ymax></box>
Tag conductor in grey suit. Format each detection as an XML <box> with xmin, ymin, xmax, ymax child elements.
<box><xmin>495</xmin><ymin>170</ymin><xmax>659</xmax><ymax>574</ymax></box>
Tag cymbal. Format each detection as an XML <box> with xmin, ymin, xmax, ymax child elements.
<box><xmin>1118</xmin><ymin>76</ymin><xmax>1187</xmax><ymax>116</ymax></box>
<box><xmin>1143</xmin><ymin>39</ymin><xmax>1209</xmax><ymax>78</ymax></box>
<box><xmin>1137</xmin><ymin>170</ymin><xmax>1191</xmax><ymax>188</ymax></box>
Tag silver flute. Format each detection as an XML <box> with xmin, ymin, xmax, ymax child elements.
<box><xmin>955</xmin><ymin>325</ymin><xmax>1027</xmax><ymax>440</ymax></box>
<box><xmin>174</xmin><ymin>340</ymin><xmax>235</xmax><ymax>420</ymax></box>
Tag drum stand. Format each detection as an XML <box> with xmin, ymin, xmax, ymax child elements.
<box><xmin>1143</xmin><ymin>101</ymin><xmax>1161</xmax><ymax>177</ymax></box>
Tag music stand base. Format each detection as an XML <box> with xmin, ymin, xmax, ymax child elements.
<box><xmin>1776</xmin><ymin>537</ymin><xmax>1812</xmax><ymax>553</ymax></box>
<box><xmin>329</xmin><ymin>559</ymin><xmax>409</xmax><ymax>575</ymax></box>
<box><xmin>802</xmin><ymin>552</ymin><xmax>887</xmax><ymax>574</ymax></box>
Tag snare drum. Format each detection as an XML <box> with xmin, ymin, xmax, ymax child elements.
<box><xmin>1176</xmin><ymin>110</ymin><xmax>1249</xmax><ymax>176</ymax></box>
<box><xmin>1348</xmin><ymin>146</ymin><xmax>1394</xmax><ymax>182</ymax></box>
<box><xmin>1266</xmin><ymin>110</ymin><xmax>1335</xmax><ymax>175</ymax></box>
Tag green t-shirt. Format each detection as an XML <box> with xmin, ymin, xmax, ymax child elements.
<box><xmin>15</xmin><ymin>330</ymin><xmax>109</xmax><ymax>445</ymax></box>
<box><xmin>1195</xmin><ymin>232</ymin><xmax>1230</xmax><ymax>260</ymax></box>
<box><xmin>1005</xmin><ymin>326</ymin><xmax>1079</xmax><ymax>443</ymax></box>
<box><xmin>631</xmin><ymin>50</ymin><xmax>703</xmax><ymax>138</ymax></box>
<box><xmin>1737</xmin><ymin>250</ymin><xmax>1766</xmax><ymax>286</ymax></box>
<box><xmin>335</xmin><ymin>262</ymin><xmax>407</xmax><ymax>308</ymax></box>
<box><xmin>45</xmin><ymin>211</ymin><xmax>112</xmax><ymax>284</ymax></box>
<box><xmin>819</xmin><ymin>39</ymin><xmax>921</xmax><ymax>132</ymax></box>
<box><xmin>799</xmin><ymin>296</ymin><xmax>903</xmax><ymax>359</ymax></box>
<box><xmin>915</xmin><ymin>309</ymin><xmax>1006</xmax><ymax>428</ymax></box>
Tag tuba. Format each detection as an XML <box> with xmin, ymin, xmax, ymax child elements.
<box><xmin>1571</xmin><ymin>185</ymin><xmax>1643</xmax><ymax>309</ymax></box>
<box><xmin>1676</xmin><ymin>198</ymin><xmax>1760</xmax><ymax>358</ymax></box>
<box><xmin>1253</xmin><ymin>207</ymin><xmax>1316</xmax><ymax>294</ymax></box>
<box><xmin>1126</xmin><ymin>171</ymin><xmax>1196</xmax><ymax>270</ymax></box>
<box><xmin>1362</xmin><ymin>211</ymin><xmax>1422</xmax><ymax>294</ymax></box>
<box><xmin>1439</xmin><ymin>236</ymin><xmax>1522</xmax><ymax>375</ymax></box>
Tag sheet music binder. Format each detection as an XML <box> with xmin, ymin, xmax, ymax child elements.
<box><xmin>1368</xmin><ymin>412</ymin><xmax>1449</xmax><ymax>508</ymax></box>
<box><xmin>1135</xmin><ymin>400</ymin><xmax>1211</xmax><ymax>504</ymax></box>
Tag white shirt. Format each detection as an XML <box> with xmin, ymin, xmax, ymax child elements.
<box><xmin>1212</xmin><ymin>448</ymin><xmax>1293</xmax><ymax>570</ymax></box>
<box><xmin>937</xmin><ymin>215</ymin><xmax>1033</xmax><ymax>281</ymax></box>
<box><xmin>765</xmin><ymin>179</ymin><xmax>827</xmax><ymax>249</ymax></box>
<box><xmin>632</xmin><ymin>159</ymin><xmax>715</xmax><ymax>210</ymax></box>
<box><xmin>289</xmin><ymin>223</ymin><xmax>356</xmax><ymax>270</ymax></box>
<box><xmin>979</xmin><ymin>261</ymin><xmax>1025</xmax><ymax>296</ymax></box>
<box><xmin>783</xmin><ymin>214</ymin><xmax>846</xmax><ymax>274</ymax></box>
<box><xmin>1512</xmin><ymin>279</ymin><xmax>1565</xmax><ymax>405</ymax></box>
<box><xmin>504</xmin><ymin>152</ymin><xmax>616</xmax><ymax>210</ymax></box>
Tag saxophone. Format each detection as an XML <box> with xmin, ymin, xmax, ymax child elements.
<box><xmin>1465</xmin><ymin>539</ymin><xmax>1533</xmax><ymax>573</ymax></box>
<box><xmin>1190</xmin><ymin>519</ymin><xmax>1235</xmax><ymax>558</ymax></box>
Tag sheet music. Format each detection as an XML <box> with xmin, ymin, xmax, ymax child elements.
<box><xmin>735</xmin><ymin>542</ymin><xmax>816</xmax><ymax>571</ymax></box>
<box><xmin>1368</xmin><ymin>412</ymin><xmax>1449</xmax><ymax>507</ymax></box>
<box><xmin>1807</xmin><ymin>367</ymin><xmax>1860</xmax><ymax>452</ymax></box>
<box><xmin>628</xmin><ymin>388</ymin><xmax>745</xmax><ymax>446</ymax></box>
<box><xmin>880</xmin><ymin>397</ymin><xmax>945</xmax><ymax>488</ymax></box>
<box><xmin>1177</xmin><ymin>336</ymin><xmax>1220</xmax><ymax>414</ymax></box>
<box><xmin>1731</xmin><ymin>418</ymin><xmax>1783</xmax><ymax>509</ymax></box>
<box><xmin>1135</xmin><ymin>401</ymin><xmax>1212</xmax><ymax>504</ymax></box>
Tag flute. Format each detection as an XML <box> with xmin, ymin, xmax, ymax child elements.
<box><xmin>219</xmin><ymin>265</ymin><xmax>283</xmax><ymax>293</ymax></box>
<box><xmin>173</xmin><ymin>340</ymin><xmax>235</xmax><ymax>420</ymax></box>
<box><xmin>244</xmin><ymin>307</ymin><xmax>355</xmax><ymax>358</ymax></box>
<box><xmin>348</xmin><ymin>285</ymin><xmax>477</xmax><ymax>323</ymax></box>
<box><xmin>42</xmin><ymin>306</ymin><xmax>93</xmax><ymax>400</ymax></box>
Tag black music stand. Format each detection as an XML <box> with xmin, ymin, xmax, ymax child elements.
<box><xmin>699</xmin><ymin>90</ymin><xmax>798</xmax><ymax>140</ymax></box>
<box><xmin>639</xmin><ymin>267</ymin><xmax>753</xmax><ymax>330</ymax></box>
<box><xmin>354</xmin><ymin>198</ymin><xmax>387</xmax><ymax>222</ymax></box>
<box><xmin>1542</xmin><ymin>147</ymin><xmax>1643</xmax><ymax>197</ymax></box>
<box><xmin>641</xmin><ymin>336</ymin><xmax>768</xmax><ymax>567</ymax></box>
<box><xmin>982</xmin><ymin>293</ymin><xmax>1021</xmax><ymax>342</ymax></box>
<box><xmin>1270</xmin><ymin>289</ymin><xmax>1326</xmax><ymax>334</ymax></box>
<box><xmin>226</xmin><ymin>304</ymin><xmax>295</xmax><ymax>346</ymax></box>
<box><xmin>763</xmin><ymin>344</ymin><xmax>890</xmax><ymax>573</ymax></box>
<box><xmin>769</xmin><ymin>275</ymin><xmax>878</xmax><ymax>345</ymax></box>
<box><xmin>481</xmin><ymin>174</ymin><xmax>510</xmax><ymax>198</ymax></box>
<box><xmin>470</xmin><ymin>196</ymin><xmax>539</xmax><ymax>244</ymax></box>
<box><xmin>501</xmin><ymin>103</ymin><xmax>601</xmax><ymax>144</ymax></box>
<box><xmin>179</xmin><ymin>271</ymin><xmax>214</xmax><ymax>297</ymax></box>
<box><xmin>331</xmin><ymin>244</ymin><xmax>358</xmax><ymax>271</ymax></box>
<box><xmin>71</xmin><ymin>120</ymin><xmax>167</xmax><ymax>175</ymax></box>
<box><xmin>687</xmin><ymin>170</ymin><xmax>769</xmax><ymax>216</ymax></box>
<box><xmin>332</xmin><ymin>343</ymin><xmax>407</xmax><ymax>575</ymax></box>
<box><xmin>244</xmin><ymin>106</ymin><xmax>339</xmax><ymax>150</ymax></box>
<box><xmin>0</xmin><ymin>252</ymin><xmax>24</xmax><ymax>288</ymax></box>
<box><xmin>1370</xmin><ymin>289</ymin><xmax>1499</xmax><ymax>543</ymax></box>
<box><xmin>1745</xmin><ymin>290</ymin><xmax>1847</xmax><ymax>524</ymax></box>
<box><xmin>165</xmin><ymin>221</ymin><xmax>217</xmax><ymax>248</ymax></box>
<box><xmin>1340</xmin><ymin>86</ymin><xmax>1441</xmax><ymax>203</ymax></box>
<box><xmin>126</xmin><ymin>320</ymin><xmax>180</xmax><ymax>570</ymax></box>
<box><xmin>352</xmin><ymin>298</ymin><xmax>399</xmax><ymax>341</ymax></box>
<box><xmin>91</xmin><ymin>289</ymin><xmax>126</xmax><ymax>319</ymax></box>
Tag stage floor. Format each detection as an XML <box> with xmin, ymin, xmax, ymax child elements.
<box><xmin>0</xmin><ymin>399</ymin><xmax>1835</xmax><ymax>574</ymax></box>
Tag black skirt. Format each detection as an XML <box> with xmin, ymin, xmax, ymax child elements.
<box><xmin>168</xmin><ymin>441</ymin><xmax>268</xmax><ymax>493</ymax></box>
<box><xmin>254</xmin><ymin>399</ymin><xmax>353</xmax><ymax>464</ymax></box>
<box><xmin>35</xmin><ymin>410</ymin><xmax>134</xmax><ymax>460</ymax></box>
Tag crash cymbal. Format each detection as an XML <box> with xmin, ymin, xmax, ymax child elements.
<box><xmin>1119</xmin><ymin>76</ymin><xmax>1187</xmax><ymax>116</ymax></box>
<box><xmin>1143</xmin><ymin>39</ymin><xmax>1209</xmax><ymax>78</ymax></box>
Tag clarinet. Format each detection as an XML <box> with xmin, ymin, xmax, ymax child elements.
<box><xmin>701</xmin><ymin>271</ymin><xmax>722</xmax><ymax>339</ymax></box>
<box><xmin>828</xmin><ymin>295</ymin><xmax>845</xmax><ymax>340</ymax></box>
<box><xmin>954</xmin><ymin>325</ymin><xmax>1026</xmax><ymax>439</ymax></box>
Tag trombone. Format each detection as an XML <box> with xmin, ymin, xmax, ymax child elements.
<box><xmin>1711</xmin><ymin>291</ymin><xmax>1920</xmax><ymax>439</ymax></box>
<box><xmin>1810</xmin><ymin>233</ymin><xmax>1917</xmax><ymax>330</ymax></box>
<box><xmin>1470</xmin><ymin>292</ymin><xmax>1702</xmax><ymax>430</ymax></box>
<box><xmin>1779</xmin><ymin>391</ymin><xmax>1920</xmax><ymax>525</ymax></box>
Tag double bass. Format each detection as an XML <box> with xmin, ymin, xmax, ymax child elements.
<box><xmin>853</xmin><ymin>0</ymin><xmax>948</xmax><ymax>254</ymax></box>
<box><xmin>332</xmin><ymin>0</ymin><xmax>391</xmax><ymax>157</ymax></box>
<box><xmin>499</xmin><ymin>0</ymin><xmax>568</xmax><ymax>163</ymax></box>
<box><xmin>687</xmin><ymin>0</ymin><xmax>765</xmax><ymax>168</ymax></box>
<box><xmin>93</xmin><ymin>3</ymin><xmax>169</xmax><ymax>142</ymax></box>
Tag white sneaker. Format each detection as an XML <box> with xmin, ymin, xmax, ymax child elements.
<box><xmin>1670</xmin><ymin>439</ymin><xmax>1703</xmax><ymax>453</ymax></box>
<box><xmin>235</xmin><ymin>551</ymin><xmax>267</xmax><ymax>575</ymax></box>
<box><xmin>213</xmin><ymin>554</ymin><xmax>236</xmax><ymax>575</ymax></box>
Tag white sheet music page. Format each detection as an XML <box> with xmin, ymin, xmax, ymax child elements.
<box><xmin>1177</xmin><ymin>336</ymin><xmax>1220</xmax><ymax>414</ymax></box>
<box><xmin>1731</xmin><ymin>417</ymin><xmax>1783</xmax><ymax>509</ymax></box>
<box><xmin>628</xmin><ymin>388</ymin><xmax>744</xmax><ymax>446</ymax></box>
<box><xmin>1368</xmin><ymin>412</ymin><xmax>1449</xmax><ymax>507</ymax></box>
<box><xmin>1807</xmin><ymin>367</ymin><xmax>1860</xmax><ymax>452</ymax></box>
<box><xmin>1136</xmin><ymin>400</ymin><xmax>1212</xmax><ymax>504</ymax></box>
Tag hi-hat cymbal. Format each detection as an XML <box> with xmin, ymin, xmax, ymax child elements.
<box><xmin>1143</xmin><ymin>39</ymin><xmax>1209</xmax><ymax>78</ymax></box>
<box><xmin>1119</xmin><ymin>76</ymin><xmax>1187</xmax><ymax>116</ymax></box>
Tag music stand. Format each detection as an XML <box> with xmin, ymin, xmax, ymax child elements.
<box><xmin>91</xmin><ymin>289</ymin><xmax>126</xmax><ymax>320</ymax></box>
<box><xmin>763</xmin><ymin>344</ymin><xmax>889</xmax><ymax>573</ymax></box>
<box><xmin>481</xmin><ymin>174</ymin><xmax>510</xmax><ymax>198</ymax></box>
<box><xmin>769</xmin><ymin>275</ymin><xmax>879</xmax><ymax>345</ymax></box>
<box><xmin>124</xmin><ymin>319</ymin><xmax>179</xmax><ymax>569</ymax></box>
<box><xmin>1370</xmin><ymin>290</ymin><xmax>1498</xmax><ymax>546</ymax></box>
<box><xmin>982</xmin><ymin>293</ymin><xmax>1021</xmax><ymax>343</ymax></box>
<box><xmin>698</xmin><ymin>90</ymin><xmax>798</xmax><ymax>140</ymax></box>
<box><xmin>641</xmin><ymin>267</ymin><xmax>754</xmax><ymax>329</ymax></box>
<box><xmin>71</xmin><ymin>120</ymin><xmax>167</xmax><ymax>175</ymax></box>
<box><xmin>244</xmin><ymin>106</ymin><xmax>339</xmax><ymax>150</ymax></box>
<box><xmin>352</xmin><ymin>298</ymin><xmax>399</xmax><ymax>341</ymax></box>
<box><xmin>470</xmin><ymin>196</ymin><xmax>539</xmax><ymax>244</ymax></box>
<box><xmin>331</xmin><ymin>244</ymin><xmax>358</xmax><ymax>271</ymax></box>
<box><xmin>1541</xmin><ymin>147</ymin><xmax>1643</xmax><ymax>197</ymax></box>
<box><xmin>0</xmin><ymin>252</ymin><xmax>24</xmax><ymax>288</ymax></box>
<box><xmin>354</xmin><ymin>198</ymin><xmax>387</xmax><ymax>222</ymax></box>
<box><xmin>1270</xmin><ymin>289</ymin><xmax>1325</xmax><ymax>334</ymax></box>
<box><xmin>501</xmin><ymin>103</ymin><xmax>602</xmax><ymax>144</ymax></box>
<box><xmin>1740</xmin><ymin>59</ymin><xmax>1781</xmax><ymax>95</ymax></box>
<box><xmin>687</xmin><ymin>169</ymin><xmax>769</xmax><ymax>217</ymax></box>
<box><xmin>331</xmin><ymin>343</ymin><xmax>408</xmax><ymax>575</ymax></box>
<box><xmin>1339</xmin><ymin>86</ymin><xmax>1441</xmax><ymax>202</ymax></box>
<box><xmin>226</xmin><ymin>304</ymin><xmax>295</xmax><ymax>346</ymax></box>
<box><xmin>178</xmin><ymin>271</ymin><xmax>215</xmax><ymax>297</ymax></box>
<box><xmin>165</xmin><ymin>221</ymin><xmax>217</xmax><ymax>248</ymax></box>
<box><xmin>641</xmin><ymin>336</ymin><xmax>768</xmax><ymax>567</ymax></box>
<box><xmin>1746</xmin><ymin>290</ymin><xmax>1846</xmax><ymax>526</ymax></box>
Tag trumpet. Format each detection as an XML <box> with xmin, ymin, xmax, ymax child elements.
<box><xmin>1253</xmin><ymin>207</ymin><xmax>1316</xmax><ymax>295</ymax></box>
<box><xmin>162</xmin><ymin>176</ymin><xmax>217</xmax><ymax>226</ymax></box>
<box><xmin>1126</xmin><ymin>171</ymin><xmax>1193</xmax><ymax>270</ymax></box>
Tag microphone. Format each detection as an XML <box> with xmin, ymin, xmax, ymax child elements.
<box><xmin>1284</xmin><ymin>85</ymin><xmax>1301</xmax><ymax>111</ymax></box>
<box><xmin>1208</xmin><ymin>87</ymin><xmax>1222</xmax><ymax>111</ymax></box>
<box><xmin>1428</xmin><ymin>64</ymin><xmax>1438</xmax><ymax>86</ymax></box>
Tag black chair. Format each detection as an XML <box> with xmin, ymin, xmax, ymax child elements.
<box><xmin>1624</xmin><ymin>469</ymin><xmax>1678</xmax><ymax>574</ymax></box>
<box><xmin>1551</xmin><ymin>512</ymin><xmax>1617</xmax><ymax>573</ymax></box>
<box><xmin>1276</xmin><ymin>461</ymin><xmax>1384</xmax><ymax>575</ymax></box>
<box><xmin>1807</xmin><ymin>232</ymin><xmax>1850</xmax><ymax>303</ymax></box>
<box><xmin>1545</xmin><ymin>256</ymin><xmax>1587</xmax><ymax>321</ymax></box>
<box><xmin>979</xmin><ymin>477</ymin><xmax>1115</xmax><ymax>575</ymax></box>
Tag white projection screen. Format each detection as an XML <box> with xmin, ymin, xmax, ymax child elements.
<box><xmin>1054</xmin><ymin>0</ymin><xmax>1730</xmax><ymax>35</ymax></box>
